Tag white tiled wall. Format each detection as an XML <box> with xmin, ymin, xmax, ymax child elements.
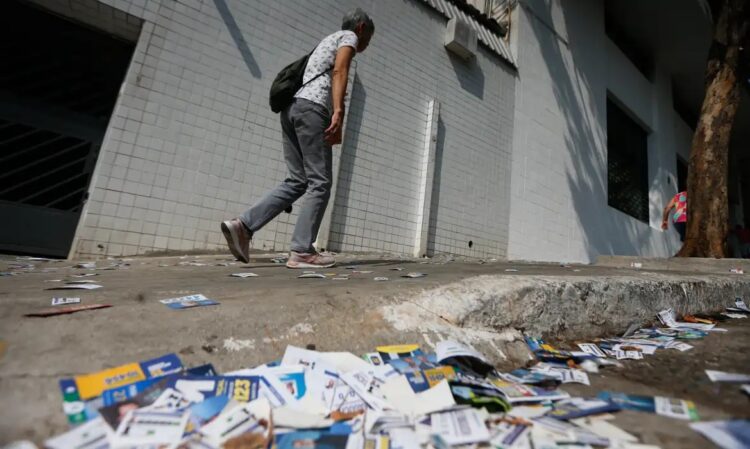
<box><xmin>66</xmin><ymin>0</ymin><xmax>516</xmax><ymax>258</ymax></box>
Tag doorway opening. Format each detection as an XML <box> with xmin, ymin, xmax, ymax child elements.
<box><xmin>0</xmin><ymin>0</ymin><xmax>139</xmax><ymax>257</ymax></box>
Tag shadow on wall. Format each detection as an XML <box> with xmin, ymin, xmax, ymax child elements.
<box><xmin>426</xmin><ymin>114</ymin><xmax>446</xmax><ymax>256</ymax></box>
<box><xmin>524</xmin><ymin>1</ymin><xmax>673</xmax><ymax>260</ymax></box>
<box><xmin>213</xmin><ymin>0</ymin><xmax>261</xmax><ymax>78</ymax></box>
<box><xmin>448</xmin><ymin>52</ymin><xmax>485</xmax><ymax>100</ymax></box>
<box><xmin>329</xmin><ymin>73</ymin><xmax>367</xmax><ymax>251</ymax></box>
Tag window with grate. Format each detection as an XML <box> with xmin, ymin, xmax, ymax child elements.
<box><xmin>607</xmin><ymin>98</ymin><xmax>649</xmax><ymax>223</ymax></box>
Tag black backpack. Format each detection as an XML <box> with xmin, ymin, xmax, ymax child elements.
<box><xmin>269</xmin><ymin>48</ymin><xmax>331</xmax><ymax>113</ymax></box>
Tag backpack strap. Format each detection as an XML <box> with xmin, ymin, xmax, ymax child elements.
<box><xmin>301</xmin><ymin>67</ymin><xmax>331</xmax><ymax>87</ymax></box>
<box><xmin>300</xmin><ymin>46</ymin><xmax>334</xmax><ymax>88</ymax></box>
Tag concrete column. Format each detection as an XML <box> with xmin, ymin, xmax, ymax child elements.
<box><xmin>315</xmin><ymin>64</ymin><xmax>356</xmax><ymax>252</ymax></box>
<box><xmin>413</xmin><ymin>99</ymin><xmax>440</xmax><ymax>258</ymax></box>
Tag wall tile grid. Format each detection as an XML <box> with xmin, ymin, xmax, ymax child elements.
<box><xmin>72</xmin><ymin>0</ymin><xmax>516</xmax><ymax>258</ymax></box>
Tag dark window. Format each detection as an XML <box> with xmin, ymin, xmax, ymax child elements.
<box><xmin>604</xmin><ymin>4</ymin><xmax>653</xmax><ymax>79</ymax></box>
<box><xmin>676</xmin><ymin>156</ymin><xmax>688</xmax><ymax>193</ymax></box>
<box><xmin>607</xmin><ymin>98</ymin><xmax>649</xmax><ymax>223</ymax></box>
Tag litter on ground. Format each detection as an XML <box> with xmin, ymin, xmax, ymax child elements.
<box><xmin>31</xmin><ymin>296</ymin><xmax>750</xmax><ymax>449</ymax></box>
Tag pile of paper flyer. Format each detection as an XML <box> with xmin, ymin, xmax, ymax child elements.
<box><xmin>33</xmin><ymin>299</ymin><xmax>750</xmax><ymax>449</ymax></box>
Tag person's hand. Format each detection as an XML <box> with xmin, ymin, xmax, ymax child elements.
<box><xmin>661</xmin><ymin>221</ymin><xmax>668</xmax><ymax>230</ymax></box>
<box><xmin>325</xmin><ymin>110</ymin><xmax>344</xmax><ymax>145</ymax></box>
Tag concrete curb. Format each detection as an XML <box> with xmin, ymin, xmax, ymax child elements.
<box><xmin>381</xmin><ymin>273</ymin><xmax>750</xmax><ymax>360</ymax></box>
<box><xmin>596</xmin><ymin>255</ymin><xmax>750</xmax><ymax>273</ymax></box>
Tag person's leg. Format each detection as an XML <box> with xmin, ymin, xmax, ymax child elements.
<box><xmin>288</xmin><ymin>100</ymin><xmax>333</xmax><ymax>255</ymax></box>
<box><xmin>239</xmin><ymin>104</ymin><xmax>308</xmax><ymax>233</ymax></box>
<box><xmin>674</xmin><ymin>222</ymin><xmax>686</xmax><ymax>242</ymax></box>
<box><xmin>222</xmin><ymin>103</ymin><xmax>308</xmax><ymax>263</ymax></box>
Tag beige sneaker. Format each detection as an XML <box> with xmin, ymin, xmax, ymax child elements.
<box><xmin>285</xmin><ymin>251</ymin><xmax>336</xmax><ymax>269</ymax></box>
<box><xmin>220</xmin><ymin>218</ymin><xmax>251</xmax><ymax>263</ymax></box>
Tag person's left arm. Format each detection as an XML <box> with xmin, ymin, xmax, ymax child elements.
<box><xmin>324</xmin><ymin>46</ymin><xmax>355</xmax><ymax>145</ymax></box>
<box><xmin>661</xmin><ymin>198</ymin><xmax>675</xmax><ymax>230</ymax></box>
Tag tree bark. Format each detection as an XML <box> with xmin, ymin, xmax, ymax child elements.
<box><xmin>677</xmin><ymin>0</ymin><xmax>749</xmax><ymax>258</ymax></box>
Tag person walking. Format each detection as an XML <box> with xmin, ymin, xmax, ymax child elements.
<box><xmin>221</xmin><ymin>9</ymin><xmax>374</xmax><ymax>268</ymax></box>
<box><xmin>661</xmin><ymin>190</ymin><xmax>687</xmax><ymax>242</ymax></box>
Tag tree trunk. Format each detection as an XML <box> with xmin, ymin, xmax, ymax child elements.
<box><xmin>677</xmin><ymin>0</ymin><xmax>748</xmax><ymax>258</ymax></box>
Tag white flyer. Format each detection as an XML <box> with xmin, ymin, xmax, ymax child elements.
<box><xmin>735</xmin><ymin>297</ymin><xmax>750</xmax><ymax>312</ymax></box>
<box><xmin>656</xmin><ymin>308</ymin><xmax>678</xmax><ymax>328</ymax></box>
<box><xmin>199</xmin><ymin>399</ymin><xmax>270</xmax><ymax>448</ymax></box>
<box><xmin>149</xmin><ymin>387</ymin><xmax>192</xmax><ymax>410</ymax></box>
<box><xmin>577</xmin><ymin>343</ymin><xmax>607</xmax><ymax>358</ymax></box>
<box><xmin>51</xmin><ymin>297</ymin><xmax>81</xmax><ymax>306</ymax></box>
<box><xmin>381</xmin><ymin>377</ymin><xmax>455</xmax><ymax>417</ymax></box>
<box><xmin>340</xmin><ymin>370</ymin><xmax>390</xmax><ymax>411</ymax></box>
<box><xmin>665</xmin><ymin>341</ymin><xmax>693</xmax><ymax>352</ymax></box>
<box><xmin>656</xmin><ymin>308</ymin><xmax>719</xmax><ymax>331</ymax></box>
<box><xmin>742</xmin><ymin>385</ymin><xmax>750</xmax><ymax>396</ymax></box>
<box><xmin>113</xmin><ymin>409</ymin><xmax>189</xmax><ymax>447</ymax></box>
<box><xmin>431</xmin><ymin>408</ymin><xmax>491</xmax><ymax>445</ymax></box>
<box><xmin>613</xmin><ymin>344</ymin><xmax>656</xmax><ymax>355</ymax></box>
<box><xmin>560</xmin><ymin>369</ymin><xmax>590</xmax><ymax>385</ymax></box>
<box><xmin>44</xmin><ymin>417</ymin><xmax>112</xmax><ymax>449</ymax></box>
<box><xmin>490</xmin><ymin>420</ymin><xmax>531</xmax><ymax>448</ymax></box>
<box><xmin>705</xmin><ymin>370</ymin><xmax>750</xmax><ymax>383</ymax></box>
<box><xmin>435</xmin><ymin>340</ymin><xmax>489</xmax><ymax>364</ymax></box>
<box><xmin>615</xmin><ymin>350</ymin><xmax>643</xmax><ymax>360</ymax></box>
<box><xmin>690</xmin><ymin>420</ymin><xmax>750</xmax><ymax>449</ymax></box>
<box><xmin>231</xmin><ymin>272</ymin><xmax>259</xmax><ymax>278</ymax></box>
<box><xmin>653</xmin><ymin>397</ymin><xmax>697</xmax><ymax>421</ymax></box>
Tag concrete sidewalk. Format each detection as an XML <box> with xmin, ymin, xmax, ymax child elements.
<box><xmin>0</xmin><ymin>252</ymin><xmax>749</xmax><ymax>444</ymax></box>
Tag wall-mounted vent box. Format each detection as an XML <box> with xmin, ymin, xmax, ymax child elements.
<box><xmin>444</xmin><ymin>17</ymin><xmax>477</xmax><ymax>60</ymax></box>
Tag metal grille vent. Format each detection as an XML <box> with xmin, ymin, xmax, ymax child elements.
<box><xmin>0</xmin><ymin>119</ymin><xmax>94</xmax><ymax>211</ymax></box>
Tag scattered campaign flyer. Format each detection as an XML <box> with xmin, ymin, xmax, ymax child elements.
<box><xmin>431</xmin><ymin>408</ymin><xmax>491</xmax><ymax>445</ymax></box>
<box><xmin>231</xmin><ymin>272</ymin><xmax>259</xmax><ymax>278</ymax></box>
<box><xmin>613</xmin><ymin>349</ymin><xmax>643</xmax><ymax>360</ymax></box>
<box><xmin>489</xmin><ymin>419</ymin><xmax>531</xmax><ymax>448</ymax></box>
<box><xmin>706</xmin><ymin>370</ymin><xmax>750</xmax><ymax>383</ymax></box>
<box><xmin>735</xmin><ymin>297</ymin><xmax>750</xmax><ymax>312</ymax></box>
<box><xmin>547</xmin><ymin>397</ymin><xmax>620</xmax><ymax>420</ymax></box>
<box><xmin>560</xmin><ymin>369</ymin><xmax>590</xmax><ymax>385</ymax></box>
<box><xmin>577</xmin><ymin>343</ymin><xmax>607</xmax><ymax>358</ymax></box>
<box><xmin>112</xmin><ymin>409</ymin><xmax>189</xmax><ymax>448</ymax></box>
<box><xmin>51</xmin><ymin>297</ymin><xmax>81</xmax><ymax>306</ymax></box>
<box><xmin>44</xmin><ymin>417</ymin><xmax>112</xmax><ymax>449</ymax></box>
<box><xmin>199</xmin><ymin>399</ymin><xmax>272</xmax><ymax>448</ymax></box>
<box><xmin>59</xmin><ymin>353</ymin><xmax>182</xmax><ymax>425</ymax></box>
<box><xmin>451</xmin><ymin>384</ymin><xmax>511</xmax><ymax>413</ymax></box>
<box><xmin>101</xmin><ymin>363</ymin><xmax>215</xmax><ymax>406</ymax></box>
<box><xmin>654</xmin><ymin>396</ymin><xmax>700</xmax><ymax>421</ymax></box>
<box><xmin>657</xmin><ymin>308</ymin><xmax>717</xmax><ymax>331</ymax></box>
<box><xmin>159</xmin><ymin>294</ymin><xmax>219</xmax><ymax>310</ymax></box>
<box><xmin>277</xmin><ymin>431</ymin><xmax>350</xmax><ymax>449</ymax></box>
<box><xmin>689</xmin><ymin>420</ymin><xmax>750</xmax><ymax>449</ymax></box>
<box><xmin>376</xmin><ymin>344</ymin><xmax>422</xmax><ymax>362</ymax></box>
<box><xmin>598</xmin><ymin>391</ymin><xmax>699</xmax><ymax>421</ymax></box>
<box><xmin>436</xmin><ymin>340</ymin><xmax>489</xmax><ymax>364</ymax></box>
<box><xmin>532</xmin><ymin>416</ymin><xmax>610</xmax><ymax>446</ymax></box>
<box><xmin>665</xmin><ymin>341</ymin><xmax>693</xmax><ymax>352</ymax></box>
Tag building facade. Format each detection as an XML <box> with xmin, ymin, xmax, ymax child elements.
<box><xmin>1</xmin><ymin>0</ymin><xmax>745</xmax><ymax>263</ymax></box>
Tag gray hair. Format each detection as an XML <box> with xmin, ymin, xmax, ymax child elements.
<box><xmin>342</xmin><ymin>8</ymin><xmax>374</xmax><ymax>33</ymax></box>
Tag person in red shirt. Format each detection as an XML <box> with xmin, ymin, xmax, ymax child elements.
<box><xmin>661</xmin><ymin>191</ymin><xmax>687</xmax><ymax>242</ymax></box>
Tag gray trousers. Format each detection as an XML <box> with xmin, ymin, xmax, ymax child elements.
<box><xmin>240</xmin><ymin>98</ymin><xmax>332</xmax><ymax>253</ymax></box>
